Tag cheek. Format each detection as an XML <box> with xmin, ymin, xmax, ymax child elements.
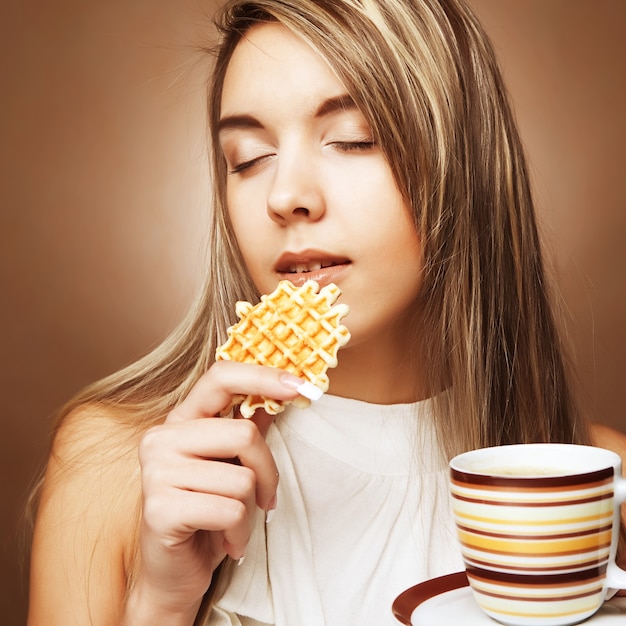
<box><xmin>357</xmin><ymin>182</ymin><xmax>420</xmax><ymax>263</ymax></box>
<box><xmin>227</xmin><ymin>185</ymin><xmax>263</xmax><ymax>245</ymax></box>
<box><xmin>226</xmin><ymin>202</ymin><xmax>277</xmax><ymax>293</ymax></box>
<box><xmin>367</xmin><ymin>196</ymin><xmax>423</xmax><ymax>297</ymax></box>
<box><xmin>227</xmin><ymin>202</ymin><xmax>258</xmax><ymax>267</ymax></box>
<box><xmin>226</xmin><ymin>186</ymin><xmax>246</xmax><ymax>234</ymax></box>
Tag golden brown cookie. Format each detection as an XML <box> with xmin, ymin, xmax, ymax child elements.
<box><xmin>215</xmin><ymin>280</ymin><xmax>350</xmax><ymax>417</ymax></box>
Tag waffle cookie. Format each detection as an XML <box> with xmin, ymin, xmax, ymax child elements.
<box><xmin>215</xmin><ymin>280</ymin><xmax>350</xmax><ymax>418</ymax></box>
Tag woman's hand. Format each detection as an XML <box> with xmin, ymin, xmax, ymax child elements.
<box><xmin>126</xmin><ymin>361</ymin><xmax>305</xmax><ymax>623</ymax></box>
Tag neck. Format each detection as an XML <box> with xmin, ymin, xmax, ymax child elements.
<box><xmin>327</xmin><ymin>326</ymin><xmax>428</xmax><ymax>405</ymax></box>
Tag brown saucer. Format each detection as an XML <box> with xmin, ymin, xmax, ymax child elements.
<box><xmin>392</xmin><ymin>571</ymin><xmax>468</xmax><ymax>625</ymax></box>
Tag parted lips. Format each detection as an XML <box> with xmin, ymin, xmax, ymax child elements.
<box><xmin>215</xmin><ymin>280</ymin><xmax>351</xmax><ymax>418</ymax></box>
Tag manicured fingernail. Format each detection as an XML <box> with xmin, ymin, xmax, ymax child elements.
<box><xmin>279</xmin><ymin>373</ymin><xmax>305</xmax><ymax>391</ymax></box>
<box><xmin>296</xmin><ymin>381</ymin><xmax>323</xmax><ymax>401</ymax></box>
<box><xmin>238</xmin><ymin>556</ymin><xmax>246</xmax><ymax>566</ymax></box>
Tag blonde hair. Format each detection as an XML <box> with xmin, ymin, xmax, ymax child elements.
<box><xmin>206</xmin><ymin>0</ymin><xmax>586</xmax><ymax>456</ymax></box>
<box><xmin>30</xmin><ymin>0</ymin><xmax>590</xmax><ymax>613</ymax></box>
<box><xmin>116</xmin><ymin>0</ymin><xmax>586</xmax><ymax>436</ymax></box>
<box><xmin>38</xmin><ymin>0</ymin><xmax>586</xmax><ymax>483</ymax></box>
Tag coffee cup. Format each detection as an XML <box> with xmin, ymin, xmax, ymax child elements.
<box><xmin>449</xmin><ymin>443</ymin><xmax>626</xmax><ymax>626</ymax></box>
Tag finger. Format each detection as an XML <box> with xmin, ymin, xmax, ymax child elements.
<box><xmin>145</xmin><ymin>489</ymin><xmax>253</xmax><ymax>561</ymax></box>
<box><xmin>210</xmin><ymin>419</ymin><xmax>278</xmax><ymax>510</ymax></box>
<box><xmin>144</xmin><ymin>457</ymin><xmax>256</xmax><ymax>502</ymax></box>
<box><xmin>167</xmin><ymin>361</ymin><xmax>306</xmax><ymax>422</ymax></box>
<box><xmin>140</xmin><ymin>419</ymin><xmax>279</xmax><ymax>509</ymax></box>
<box><xmin>188</xmin><ymin>491</ymin><xmax>253</xmax><ymax>562</ymax></box>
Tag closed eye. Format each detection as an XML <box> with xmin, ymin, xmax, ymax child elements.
<box><xmin>228</xmin><ymin>154</ymin><xmax>274</xmax><ymax>175</ymax></box>
<box><xmin>331</xmin><ymin>140</ymin><xmax>377</xmax><ymax>152</ymax></box>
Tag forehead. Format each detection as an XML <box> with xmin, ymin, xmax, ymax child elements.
<box><xmin>220</xmin><ymin>22</ymin><xmax>346</xmax><ymax>115</ymax></box>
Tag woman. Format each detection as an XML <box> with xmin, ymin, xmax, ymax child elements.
<box><xmin>28</xmin><ymin>1</ymin><xmax>626</xmax><ymax>624</ymax></box>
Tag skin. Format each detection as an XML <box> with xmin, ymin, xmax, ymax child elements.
<box><xmin>27</xmin><ymin>22</ymin><xmax>626</xmax><ymax>626</ymax></box>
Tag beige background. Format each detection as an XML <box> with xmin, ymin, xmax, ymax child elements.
<box><xmin>1</xmin><ymin>1</ymin><xmax>624</xmax><ymax>623</ymax></box>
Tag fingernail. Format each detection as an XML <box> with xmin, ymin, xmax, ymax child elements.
<box><xmin>238</xmin><ymin>556</ymin><xmax>246</xmax><ymax>566</ymax></box>
<box><xmin>296</xmin><ymin>381</ymin><xmax>323</xmax><ymax>401</ymax></box>
<box><xmin>279</xmin><ymin>373</ymin><xmax>305</xmax><ymax>391</ymax></box>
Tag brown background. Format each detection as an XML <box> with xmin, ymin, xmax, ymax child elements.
<box><xmin>1</xmin><ymin>1</ymin><xmax>625</xmax><ymax>623</ymax></box>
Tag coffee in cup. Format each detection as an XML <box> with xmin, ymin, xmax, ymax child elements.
<box><xmin>449</xmin><ymin>443</ymin><xmax>626</xmax><ymax>626</ymax></box>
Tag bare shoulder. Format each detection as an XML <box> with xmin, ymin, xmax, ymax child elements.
<box><xmin>44</xmin><ymin>402</ymin><xmax>143</xmax><ymax>501</ymax></box>
<box><xmin>589</xmin><ymin>422</ymin><xmax>626</xmax><ymax>469</ymax></box>
<box><xmin>29</xmin><ymin>403</ymin><xmax>144</xmax><ymax>625</ymax></box>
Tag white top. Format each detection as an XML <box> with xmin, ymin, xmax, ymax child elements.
<box><xmin>209</xmin><ymin>394</ymin><xmax>464</xmax><ymax>625</ymax></box>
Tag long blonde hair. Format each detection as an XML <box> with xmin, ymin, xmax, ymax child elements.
<box><xmin>208</xmin><ymin>0</ymin><xmax>588</xmax><ymax>457</ymax></box>
<box><xmin>54</xmin><ymin>0</ymin><xmax>584</xmax><ymax>451</ymax></box>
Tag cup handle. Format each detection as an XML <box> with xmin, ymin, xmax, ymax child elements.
<box><xmin>606</xmin><ymin>474</ymin><xmax>626</xmax><ymax>589</ymax></box>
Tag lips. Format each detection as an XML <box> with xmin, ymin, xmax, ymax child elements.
<box><xmin>275</xmin><ymin>251</ymin><xmax>350</xmax><ymax>273</ymax></box>
<box><xmin>275</xmin><ymin>250</ymin><xmax>351</xmax><ymax>286</ymax></box>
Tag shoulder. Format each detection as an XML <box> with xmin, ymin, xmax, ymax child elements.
<box><xmin>37</xmin><ymin>400</ymin><xmax>145</xmax><ymax>537</ymax></box>
<box><xmin>589</xmin><ymin>422</ymin><xmax>626</xmax><ymax>471</ymax></box>
<box><xmin>41</xmin><ymin>401</ymin><xmax>144</xmax><ymax>536</ymax></box>
<box><xmin>45</xmin><ymin>402</ymin><xmax>143</xmax><ymax>500</ymax></box>
<box><xmin>29</xmin><ymin>403</ymin><xmax>145</xmax><ymax>623</ymax></box>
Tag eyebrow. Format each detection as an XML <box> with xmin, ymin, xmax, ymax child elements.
<box><xmin>314</xmin><ymin>93</ymin><xmax>357</xmax><ymax>118</ymax></box>
<box><xmin>217</xmin><ymin>93</ymin><xmax>358</xmax><ymax>134</ymax></box>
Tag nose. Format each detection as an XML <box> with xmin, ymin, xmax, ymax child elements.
<box><xmin>266</xmin><ymin>152</ymin><xmax>325</xmax><ymax>225</ymax></box>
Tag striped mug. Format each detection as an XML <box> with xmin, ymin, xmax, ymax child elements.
<box><xmin>450</xmin><ymin>443</ymin><xmax>626</xmax><ymax>626</ymax></box>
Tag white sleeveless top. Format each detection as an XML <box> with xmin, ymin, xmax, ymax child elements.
<box><xmin>210</xmin><ymin>394</ymin><xmax>463</xmax><ymax>625</ymax></box>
